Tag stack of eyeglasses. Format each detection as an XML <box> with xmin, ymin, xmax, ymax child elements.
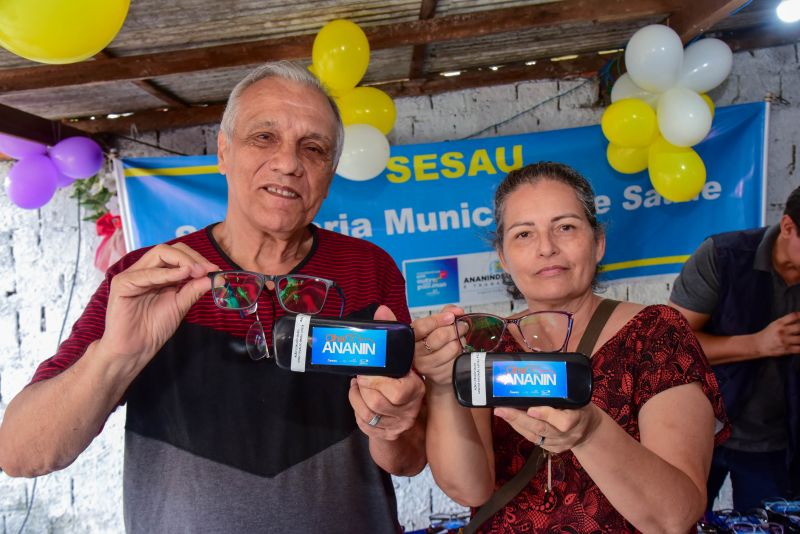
<box><xmin>208</xmin><ymin>270</ymin><xmax>345</xmax><ymax>360</ymax></box>
<box><xmin>427</xmin><ymin>511</ymin><xmax>471</xmax><ymax>533</ymax></box>
<box><xmin>763</xmin><ymin>500</ymin><xmax>800</xmax><ymax>533</ymax></box>
<box><xmin>698</xmin><ymin>509</ymin><xmax>787</xmax><ymax>534</ymax></box>
<box><xmin>454</xmin><ymin>311</ymin><xmax>574</xmax><ymax>353</ymax></box>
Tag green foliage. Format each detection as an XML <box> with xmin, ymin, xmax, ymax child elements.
<box><xmin>69</xmin><ymin>174</ymin><xmax>114</xmax><ymax>222</ymax></box>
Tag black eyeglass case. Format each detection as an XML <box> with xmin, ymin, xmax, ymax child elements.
<box><xmin>453</xmin><ymin>352</ymin><xmax>593</xmax><ymax>408</ymax></box>
<box><xmin>273</xmin><ymin>315</ymin><xmax>415</xmax><ymax>377</ymax></box>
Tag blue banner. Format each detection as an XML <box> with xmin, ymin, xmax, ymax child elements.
<box><xmin>119</xmin><ymin>102</ymin><xmax>766</xmax><ymax>310</ymax></box>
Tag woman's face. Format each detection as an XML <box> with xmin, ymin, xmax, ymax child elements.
<box><xmin>498</xmin><ymin>179</ymin><xmax>605</xmax><ymax>308</ymax></box>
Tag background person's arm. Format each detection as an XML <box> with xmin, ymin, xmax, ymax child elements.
<box><xmin>0</xmin><ymin>243</ymin><xmax>216</xmax><ymax>476</ymax></box>
<box><xmin>669</xmin><ymin>236</ymin><xmax>759</xmax><ymax>365</ymax></box>
<box><xmin>670</xmin><ymin>303</ymin><xmax>800</xmax><ymax>364</ymax></box>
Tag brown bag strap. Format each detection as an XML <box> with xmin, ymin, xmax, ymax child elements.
<box><xmin>576</xmin><ymin>298</ymin><xmax>621</xmax><ymax>357</ymax></box>
<box><xmin>461</xmin><ymin>447</ymin><xmax>547</xmax><ymax>534</ymax></box>
<box><xmin>462</xmin><ymin>298</ymin><xmax>621</xmax><ymax>534</ymax></box>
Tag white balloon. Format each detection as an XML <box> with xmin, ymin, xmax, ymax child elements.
<box><xmin>610</xmin><ymin>73</ymin><xmax>659</xmax><ymax>108</ymax></box>
<box><xmin>625</xmin><ymin>24</ymin><xmax>683</xmax><ymax>93</ymax></box>
<box><xmin>336</xmin><ymin>124</ymin><xmax>390</xmax><ymax>181</ymax></box>
<box><xmin>657</xmin><ymin>87</ymin><xmax>713</xmax><ymax>147</ymax></box>
<box><xmin>677</xmin><ymin>38</ymin><xmax>733</xmax><ymax>93</ymax></box>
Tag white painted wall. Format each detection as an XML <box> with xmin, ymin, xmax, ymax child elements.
<box><xmin>1</xmin><ymin>43</ymin><xmax>798</xmax><ymax>532</ymax></box>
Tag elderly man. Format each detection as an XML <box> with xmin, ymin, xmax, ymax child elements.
<box><xmin>0</xmin><ymin>61</ymin><xmax>426</xmax><ymax>533</ymax></box>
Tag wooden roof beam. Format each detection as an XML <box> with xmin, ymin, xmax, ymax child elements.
<box><xmin>669</xmin><ymin>0</ymin><xmax>751</xmax><ymax>42</ymax></box>
<box><xmin>0</xmin><ymin>0</ymin><xmax>680</xmax><ymax>93</ymax></box>
<box><xmin>96</xmin><ymin>50</ymin><xmax>189</xmax><ymax>108</ymax></box>
<box><xmin>67</xmin><ymin>54</ymin><xmax>609</xmax><ymax>135</ymax></box>
<box><xmin>67</xmin><ymin>15</ymin><xmax>800</xmax><ymax>138</ymax></box>
<box><xmin>409</xmin><ymin>0</ymin><xmax>439</xmax><ymax>80</ymax></box>
<box><xmin>714</xmin><ymin>22</ymin><xmax>800</xmax><ymax>53</ymax></box>
<box><xmin>0</xmin><ymin>103</ymin><xmax>93</xmax><ymax>146</ymax></box>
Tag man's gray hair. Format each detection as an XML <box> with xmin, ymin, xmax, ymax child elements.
<box><xmin>220</xmin><ymin>61</ymin><xmax>345</xmax><ymax>166</ymax></box>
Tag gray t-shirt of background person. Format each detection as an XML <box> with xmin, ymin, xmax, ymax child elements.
<box><xmin>670</xmin><ymin>225</ymin><xmax>800</xmax><ymax>452</ymax></box>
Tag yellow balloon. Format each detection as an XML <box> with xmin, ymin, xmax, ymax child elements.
<box><xmin>0</xmin><ymin>0</ymin><xmax>130</xmax><ymax>64</ymax></box>
<box><xmin>607</xmin><ymin>143</ymin><xmax>648</xmax><ymax>174</ymax></box>
<box><xmin>601</xmin><ymin>98</ymin><xmax>658</xmax><ymax>148</ymax></box>
<box><xmin>312</xmin><ymin>20</ymin><xmax>370</xmax><ymax>93</ymax></box>
<box><xmin>700</xmin><ymin>93</ymin><xmax>715</xmax><ymax>119</ymax></box>
<box><xmin>648</xmin><ymin>137</ymin><xmax>707</xmax><ymax>202</ymax></box>
<box><xmin>336</xmin><ymin>87</ymin><xmax>397</xmax><ymax>135</ymax></box>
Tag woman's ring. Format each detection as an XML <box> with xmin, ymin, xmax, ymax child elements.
<box><xmin>537</xmin><ymin>435</ymin><xmax>545</xmax><ymax>447</ymax></box>
<box><xmin>368</xmin><ymin>414</ymin><xmax>382</xmax><ymax>427</ymax></box>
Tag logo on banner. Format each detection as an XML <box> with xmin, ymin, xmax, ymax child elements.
<box><xmin>462</xmin><ymin>258</ymin><xmax>505</xmax><ymax>289</ymax></box>
<box><xmin>404</xmin><ymin>257</ymin><xmax>459</xmax><ymax>308</ymax></box>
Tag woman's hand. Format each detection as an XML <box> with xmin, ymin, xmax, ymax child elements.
<box><xmin>411</xmin><ymin>305</ymin><xmax>466</xmax><ymax>386</ymax></box>
<box><xmin>494</xmin><ymin>402</ymin><xmax>603</xmax><ymax>454</ymax></box>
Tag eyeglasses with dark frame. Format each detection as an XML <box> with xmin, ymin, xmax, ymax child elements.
<box><xmin>208</xmin><ymin>270</ymin><xmax>345</xmax><ymax>360</ymax></box>
<box><xmin>455</xmin><ymin>310</ymin><xmax>574</xmax><ymax>354</ymax></box>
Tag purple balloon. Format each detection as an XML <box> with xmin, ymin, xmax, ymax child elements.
<box><xmin>0</xmin><ymin>133</ymin><xmax>47</xmax><ymax>159</ymax></box>
<box><xmin>49</xmin><ymin>137</ymin><xmax>104</xmax><ymax>179</ymax></box>
<box><xmin>5</xmin><ymin>155</ymin><xmax>59</xmax><ymax>209</ymax></box>
<box><xmin>54</xmin><ymin>169</ymin><xmax>77</xmax><ymax>188</ymax></box>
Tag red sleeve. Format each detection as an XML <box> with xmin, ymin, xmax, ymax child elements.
<box><xmin>378</xmin><ymin>251</ymin><xmax>411</xmax><ymax>325</ymax></box>
<box><xmin>29</xmin><ymin>248</ymin><xmax>147</xmax><ymax>385</ymax></box>
<box><xmin>632</xmin><ymin>305</ymin><xmax>730</xmax><ymax>445</ymax></box>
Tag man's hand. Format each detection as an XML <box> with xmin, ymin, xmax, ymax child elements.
<box><xmin>753</xmin><ymin>311</ymin><xmax>800</xmax><ymax>357</ymax></box>
<box><xmin>348</xmin><ymin>305</ymin><xmax>425</xmax><ymax>440</ymax></box>
<box><xmin>349</xmin><ymin>373</ymin><xmax>425</xmax><ymax>441</ymax></box>
<box><xmin>345</xmin><ymin>305</ymin><xmax>426</xmax><ymax>475</ymax></box>
<box><xmin>97</xmin><ymin>242</ymin><xmax>218</xmax><ymax>375</ymax></box>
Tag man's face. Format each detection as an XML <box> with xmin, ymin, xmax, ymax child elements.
<box><xmin>781</xmin><ymin>214</ymin><xmax>800</xmax><ymax>269</ymax></box>
<box><xmin>217</xmin><ymin>77</ymin><xmax>338</xmax><ymax>237</ymax></box>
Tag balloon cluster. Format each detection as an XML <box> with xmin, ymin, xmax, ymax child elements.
<box><xmin>602</xmin><ymin>25</ymin><xmax>733</xmax><ymax>202</ymax></box>
<box><xmin>0</xmin><ymin>0</ymin><xmax>129</xmax><ymax>64</ymax></box>
<box><xmin>2</xmin><ymin>135</ymin><xmax>104</xmax><ymax>209</ymax></box>
<box><xmin>311</xmin><ymin>20</ymin><xmax>396</xmax><ymax>181</ymax></box>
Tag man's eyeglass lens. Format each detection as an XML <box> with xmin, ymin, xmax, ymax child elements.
<box><xmin>210</xmin><ymin>271</ymin><xmax>338</xmax><ymax>360</ymax></box>
<box><xmin>456</xmin><ymin>311</ymin><xmax>572</xmax><ymax>353</ymax></box>
<box><xmin>210</xmin><ymin>272</ymin><xmax>331</xmax><ymax>314</ymax></box>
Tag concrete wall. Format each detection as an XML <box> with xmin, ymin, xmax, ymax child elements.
<box><xmin>1</xmin><ymin>43</ymin><xmax>798</xmax><ymax>532</ymax></box>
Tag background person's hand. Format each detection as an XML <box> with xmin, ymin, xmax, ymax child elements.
<box><xmin>494</xmin><ymin>403</ymin><xmax>603</xmax><ymax>454</ymax></box>
<box><xmin>97</xmin><ymin>242</ymin><xmax>218</xmax><ymax>372</ymax></box>
<box><xmin>411</xmin><ymin>305</ymin><xmax>465</xmax><ymax>386</ymax></box>
<box><xmin>753</xmin><ymin>311</ymin><xmax>800</xmax><ymax>357</ymax></box>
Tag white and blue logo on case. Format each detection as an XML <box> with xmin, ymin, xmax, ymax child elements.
<box><xmin>311</xmin><ymin>327</ymin><xmax>387</xmax><ymax>368</ymax></box>
<box><xmin>492</xmin><ymin>361</ymin><xmax>568</xmax><ymax>398</ymax></box>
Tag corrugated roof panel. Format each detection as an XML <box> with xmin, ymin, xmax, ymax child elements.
<box><xmin>0</xmin><ymin>83</ymin><xmax>166</xmax><ymax>120</ymax></box>
<box><xmin>425</xmin><ymin>16</ymin><xmax>663</xmax><ymax>72</ymax></box>
<box><xmin>435</xmin><ymin>0</ymin><xmax>562</xmax><ymax>16</ymax></box>
<box><xmin>108</xmin><ymin>0</ymin><xmax>421</xmax><ymax>55</ymax></box>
